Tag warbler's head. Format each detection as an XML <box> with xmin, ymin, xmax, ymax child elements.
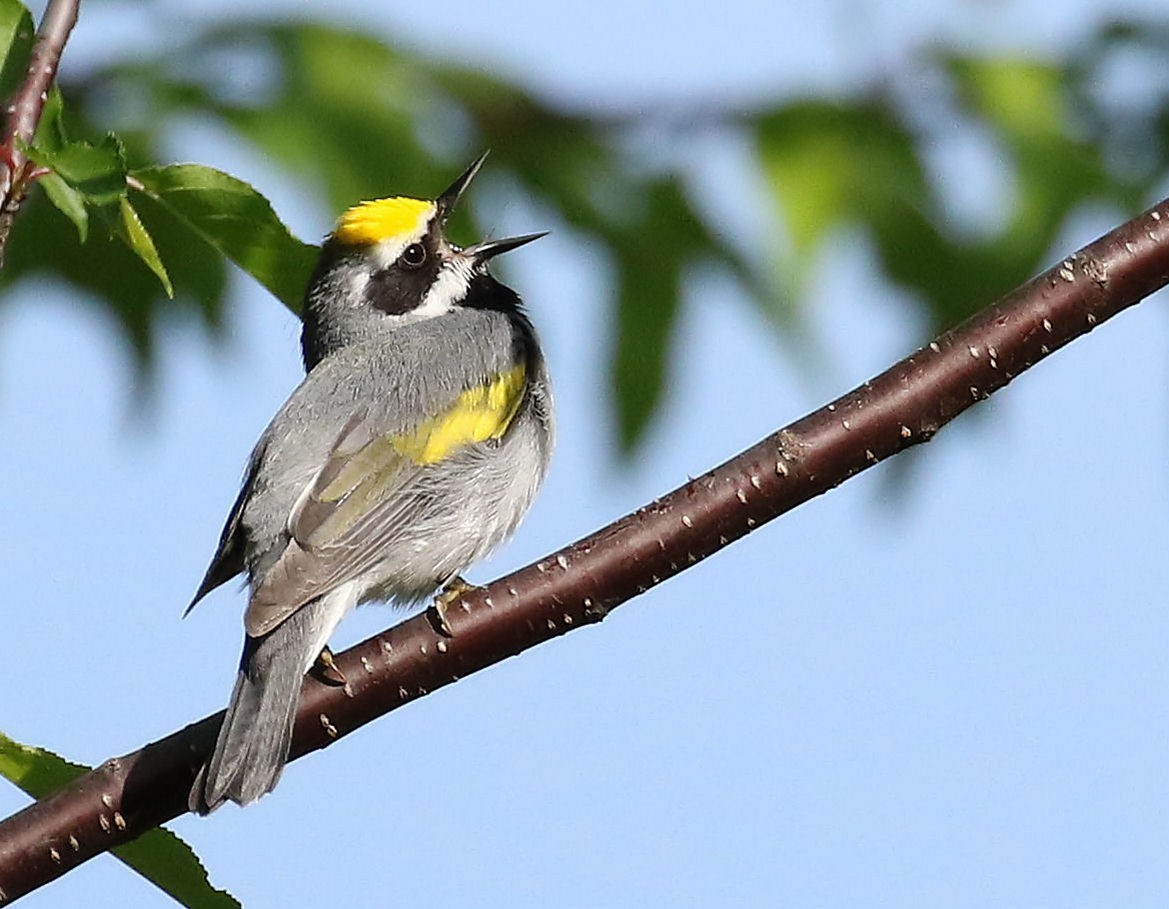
<box><xmin>301</xmin><ymin>153</ymin><xmax>544</xmax><ymax>368</ymax></box>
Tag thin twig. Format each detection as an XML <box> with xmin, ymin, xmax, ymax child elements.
<box><xmin>0</xmin><ymin>0</ymin><xmax>80</xmax><ymax>262</ymax></box>
<box><xmin>0</xmin><ymin>196</ymin><xmax>1167</xmax><ymax>902</ymax></box>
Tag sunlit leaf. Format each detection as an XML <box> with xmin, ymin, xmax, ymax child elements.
<box><xmin>0</xmin><ymin>731</ymin><xmax>87</xmax><ymax>796</ymax></box>
<box><xmin>112</xmin><ymin>827</ymin><xmax>241</xmax><ymax>909</ymax></box>
<box><xmin>133</xmin><ymin>163</ymin><xmax>316</xmax><ymax>311</ymax></box>
<box><xmin>25</xmin><ymin>133</ymin><xmax>127</xmax><ymax>206</ymax></box>
<box><xmin>118</xmin><ymin>196</ymin><xmax>172</xmax><ymax>297</ymax></box>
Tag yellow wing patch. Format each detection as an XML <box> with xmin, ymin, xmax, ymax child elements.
<box><xmin>308</xmin><ymin>365</ymin><xmax>527</xmax><ymax>544</ymax></box>
<box><xmin>333</xmin><ymin>196</ymin><xmax>435</xmax><ymax>246</ymax></box>
<box><xmin>393</xmin><ymin>364</ymin><xmax>528</xmax><ymax>465</ymax></box>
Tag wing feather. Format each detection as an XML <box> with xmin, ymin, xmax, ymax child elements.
<box><xmin>186</xmin><ymin>435</ymin><xmax>269</xmax><ymax>614</ymax></box>
<box><xmin>244</xmin><ymin>365</ymin><xmax>527</xmax><ymax>637</ymax></box>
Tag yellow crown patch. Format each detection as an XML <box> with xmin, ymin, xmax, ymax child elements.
<box><xmin>333</xmin><ymin>196</ymin><xmax>436</xmax><ymax>246</ymax></box>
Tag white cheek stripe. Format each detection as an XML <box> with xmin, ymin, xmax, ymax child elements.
<box><xmin>411</xmin><ymin>258</ymin><xmax>474</xmax><ymax>318</ymax></box>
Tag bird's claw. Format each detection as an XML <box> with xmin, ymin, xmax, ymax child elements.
<box><xmin>312</xmin><ymin>646</ymin><xmax>347</xmax><ymax>686</ymax></box>
<box><xmin>428</xmin><ymin>576</ymin><xmax>479</xmax><ymax>637</ymax></box>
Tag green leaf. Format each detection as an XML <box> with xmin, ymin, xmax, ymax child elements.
<box><xmin>945</xmin><ymin>56</ymin><xmax>1066</xmax><ymax>142</ymax></box>
<box><xmin>933</xmin><ymin>51</ymin><xmax>1136</xmax><ymax>325</ymax></box>
<box><xmin>25</xmin><ymin>134</ymin><xmax>128</xmax><ymax>206</ymax></box>
<box><xmin>0</xmin><ymin>0</ymin><xmax>33</xmax><ymax>103</ymax></box>
<box><xmin>612</xmin><ymin>244</ymin><xmax>680</xmax><ymax>453</ymax></box>
<box><xmin>757</xmin><ymin>101</ymin><xmax>931</xmax><ymax>265</ymax></box>
<box><xmin>33</xmin><ymin>86</ymin><xmax>67</xmax><ymax>151</ymax></box>
<box><xmin>112</xmin><ymin>827</ymin><xmax>241</xmax><ymax>909</ymax></box>
<box><xmin>132</xmin><ymin>163</ymin><xmax>317</xmax><ymax>312</ymax></box>
<box><xmin>37</xmin><ymin>170</ymin><xmax>87</xmax><ymax>240</ymax></box>
<box><xmin>118</xmin><ymin>196</ymin><xmax>173</xmax><ymax>297</ymax></box>
<box><xmin>0</xmin><ymin>732</ymin><xmax>241</xmax><ymax>909</ymax></box>
<box><xmin>0</xmin><ymin>731</ymin><xmax>88</xmax><ymax>796</ymax></box>
<box><xmin>610</xmin><ymin>178</ymin><xmax>706</xmax><ymax>453</ymax></box>
<box><xmin>2</xmin><ymin>186</ymin><xmax>229</xmax><ymax>365</ymax></box>
<box><xmin>755</xmin><ymin>97</ymin><xmax>1024</xmax><ymax>328</ymax></box>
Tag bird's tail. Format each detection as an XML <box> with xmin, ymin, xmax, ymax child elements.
<box><xmin>190</xmin><ymin>587</ymin><xmax>355</xmax><ymax>814</ymax></box>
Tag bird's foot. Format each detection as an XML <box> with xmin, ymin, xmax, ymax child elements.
<box><xmin>312</xmin><ymin>645</ymin><xmax>347</xmax><ymax>686</ymax></box>
<box><xmin>429</xmin><ymin>576</ymin><xmax>480</xmax><ymax>637</ymax></box>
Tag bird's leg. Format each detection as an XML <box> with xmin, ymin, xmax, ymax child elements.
<box><xmin>312</xmin><ymin>645</ymin><xmax>347</xmax><ymax>686</ymax></box>
<box><xmin>429</xmin><ymin>575</ymin><xmax>480</xmax><ymax>637</ymax></box>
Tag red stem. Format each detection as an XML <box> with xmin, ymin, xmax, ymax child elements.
<box><xmin>0</xmin><ymin>0</ymin><xmax>79</xmax><ymax>260</ymax></box>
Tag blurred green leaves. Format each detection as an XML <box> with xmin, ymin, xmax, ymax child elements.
<box><xmin>0</xmin><ymin>0</ymin><xmax>32</xmax><ymax>104</ymax></box>
<box><xmin>1</xmin><ymin>7</ymin><xmax>1166</xmax><ymax>451</ymax></box>
<box><xmin>19</xmin><ymin>132</ymin><xmax>312</xmax><ymax>314</ymax></box>
<box><xmin>758</xmin><ymin>100</ymin><xmax>934</xmax><ymax>302</ymax></box>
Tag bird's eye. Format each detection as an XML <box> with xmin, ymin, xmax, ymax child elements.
<box><xmin>400</xmin><ymin>243</ymin><xmax>427</xmax><ymax>268</ymax></box>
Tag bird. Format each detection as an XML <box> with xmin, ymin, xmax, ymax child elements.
<box><xmin>187</xmin><ymin>153</ymin><xmax>554</xmax><ymax>813</ymax></box>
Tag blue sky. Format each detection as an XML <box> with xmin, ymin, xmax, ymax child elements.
<box><xmin>2</xmin><ymin>0</ymin><xmax>1169</xmax><ymax>906</ymax></box>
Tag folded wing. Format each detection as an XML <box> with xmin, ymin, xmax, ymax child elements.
<box><xmin>244</xmin><ymin>364</ymin><xmax>528</xmax><ymax>636</ymax></box>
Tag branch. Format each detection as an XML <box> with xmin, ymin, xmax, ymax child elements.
<box><xmin>0</xmin><ymin>0</ymin><xmax>79</xmax><ymax>262</ymax></box>
<box><xmin>2</xmin><ymin>196</ymin><xmax>1169</xmax><ymax>902</ymax></box>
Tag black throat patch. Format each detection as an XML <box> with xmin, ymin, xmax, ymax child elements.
<box><xmin>462</xmin><ymin>272</ymin><xmax>523</xmax><ymax>314</ymax></box>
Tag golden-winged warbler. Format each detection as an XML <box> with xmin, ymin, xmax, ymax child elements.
<box><xmin>188</xmin><ymin>154</ymin><xmax>553</xmax><ymax>812</ymax></box>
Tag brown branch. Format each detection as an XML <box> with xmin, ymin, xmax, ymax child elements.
<box><xmin>1</xmin><ymin>196</ymin><xmax>1168</xmax><ymax>902</ymax></box>
<box><xmin>0</xmin><ymin>0</ymin><xmax>79</xmax><ymax>262</ymax></box>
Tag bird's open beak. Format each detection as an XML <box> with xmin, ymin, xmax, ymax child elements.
<box><xmin>437</xmin><ymin>153</ymin><xmax>547</xmax><ymax>263</ymax></box>
<box><xmin>461</xmin><ymin>232</ymin><xmax>548</xmax><ymax>264</ymax></box>
<box><xmin>436</xmin><ymin>151</ymin><xmax>490</xmax><ymax>221</ymax></box>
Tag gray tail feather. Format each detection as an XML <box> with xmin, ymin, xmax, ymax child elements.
<box><xmin>190</xmin><ymin>590</ymin><xmax>352</xmax><ymax>814</ymax></box>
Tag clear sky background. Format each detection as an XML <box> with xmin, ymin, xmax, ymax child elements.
<box><xmin>2</xmin><ymin>0</ymin><xmax>1169</xmax><ymax>906</ymax></box>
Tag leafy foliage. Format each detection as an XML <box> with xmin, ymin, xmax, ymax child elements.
<box><xmin>133</xmin><ymin>164</ymin><xmax>317</xmax><ymax>311</ymax></box>
<box><xmin>2</xmin><ymin>9</ymin><xmax>1167</xmax><ymax>449</ymax></box>
<box><xmin>2</xmin><ymin>5</ymin><xmax>1168</xmax><ymax>906</ymax></box>
<box><xmin>0</xmin><ymin>0</ymin><xmax>32</xmax><ymax>104</ymax></box>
